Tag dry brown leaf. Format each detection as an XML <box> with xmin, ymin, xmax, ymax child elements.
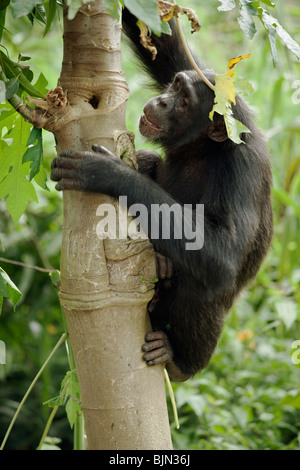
<box><xmin>27</xmin><ymin>86</ymin><xmax>68</xmax><ymax>110</ymax></box>
<box><xmin>137</xmin><ymin>20</ymin><xmax>157</xmax><ymax>61</ymax></box>
<box><xmin>158</xmin><ymin>0</ymin><xmax>201</xmax><ymax>33</ymax></box>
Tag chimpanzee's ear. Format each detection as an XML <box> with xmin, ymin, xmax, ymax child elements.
<box><xmin>207</xmin><ymin>118</ymin><xmax>228</xmax><ymax>142</ymax></box>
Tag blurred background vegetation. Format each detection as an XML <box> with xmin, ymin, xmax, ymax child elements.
<box><xmin>0</xmin><ymin>0</ymin><xmax>300</xmax><ymax>450</ymax></box>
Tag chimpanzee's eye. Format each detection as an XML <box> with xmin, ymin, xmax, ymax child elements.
<box><xmin>181</xmin><ymin>96</ymin><xmax>189</xmax><ymax>107</ymax></box>
<box><xmin>174</xmin><ymin>78</ymin><xmax>181</xmax><ymax>92</ymax></box>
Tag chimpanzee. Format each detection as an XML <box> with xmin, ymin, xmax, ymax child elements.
<box><xmin>51</xmin><ymin>8</ymin><xmax>273</xmax><ymax>382</ymax></box>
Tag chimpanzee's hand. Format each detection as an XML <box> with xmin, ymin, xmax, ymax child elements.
<box><xmin>155</xmin><ymin>252</ymin><xmax>173</xmax><ymax>285</ymax></box>
<box><xmin>142</xmin><ymin>331</ymin><xmax>192</xmax><ymax>382</ymax></box>
<box><xmin>142</xmin><ymin>330</ymin><xmax>174</xmax><ymax>367</ymax></box>
<box><xmin>51</xmin><ymin>145</ymin><xmax>132</xmax><ymax>197</ymax></box>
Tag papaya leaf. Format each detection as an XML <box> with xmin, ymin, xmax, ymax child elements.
<box><xmin>210</xmin><ymin>54</ymin><xmax>252</xmax><ymax>144</ymax></box>
<box><xmin>5</xmin><ymin>77</ymin><xmax>19</xmax><ymax>100</ymax></box>
<box><xmin>61</xmin><ymin>370</ymin><xmax>82</xmax><ymax>430</ymax></box>
<box><xmin>0</xmin><ymin>115</ymin><xmax>38</xmax><ymax>224</ymax></box>
<box><xmin>0</xmin><ymin>80</ymin><xmax>5</xmax><ymax>103</ymax></box>
<box><xmin>33</xmin><ymin>72</ymin><xmax>49</xmax><ymax>96</ymax></box>
<box><xmin>23</xmin><ymin>127</ymin><xmax>43</xmax><ymax>180</ymax></box>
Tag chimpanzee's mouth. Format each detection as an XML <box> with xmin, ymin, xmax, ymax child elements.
<box><xmin>140</xmin><ymin>113</ymin><xmax>162</xmax><ymax>132</ymax></box>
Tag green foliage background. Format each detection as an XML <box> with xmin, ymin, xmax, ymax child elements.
<box><xmin>0</xmin><ymin>0</ymin><xmax>300</xmax><ymax>450</ymax></box>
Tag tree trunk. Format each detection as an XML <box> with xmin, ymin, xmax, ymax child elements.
<box><xmin>52</xmin><ymin>1</ymin><xmax>172</xmax><ymax>450</ymax></box>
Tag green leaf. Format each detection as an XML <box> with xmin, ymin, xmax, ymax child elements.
<box><xmin>0</xmin><ymin>0</ymin><xmax>10</xmax><ymax>11</ymax></box>
<box><xmin>0</xmin><ymin>267</ymin><xmax>22</xmax><ymax>310</ymax></box>
<box><xmin>49</xmin><ymin>270</ymin><xmax>61</xmax><ymax>288</ymax></box>
<box><xmin>160</xmin><ymin>19</ymin><xmax>172</xmax><ymax>35</ymax></box>
<box><xmin>234</xmin><ymin>77</ymin><xmax>254</xmax><ymax>97</ymax></box>
<box><xmin>33</xmin><ymin>72</ymin><xmax>49</xmax><ymax>96</ymax></box>
<box><xmin>0</xmin><ymin>102</ymin><xmax>16</xmax><ymax>125</ymax></box>
<box><xmin>224</xmin><ymin>105</ymin><xmax>251</xmax><ymax>144</ymax></box>
<box><xmin>281</xmin><ymin>391</ymin><xmax>300</xmax><ymax>408</ymax></box>
<box><xmin>22</xmin><ymin>127</ymin><xmax>43</xmax><ymax>180</ymax></box>
<box><xmin>44</xmin><ymin>395</ymin><xmax>64</xmax><ymax>408</ymax></box>
<box><xmin>0</xmin><ymin>80</ymin><xmax>5</xmax><ymax>103</ymax></box>
<box><xmin>44</xmin><ymin>0</ymin><xmax>58</xmax><ymax>36</ymax></box>
<box><xmin>61</xmin><ymin>370</ymin><xmax>82</xmax><ymax>429</ymax></box>
<box><xmin>290</xmin><ymin>341</ymin><xmax>300</xmax><ymax>368</ymax></box>
<box><xmin>11</xmin><ymin>0</ymin><xmax>43</xmax><ymax>18</ymax></box>
<box><xmin>18</xmin><ymin>53</ymin><xmax>31</xmax><ymax>62</ymax></box>
<box><xmin>0</xmin><ymin>115</ymin><xmax>38</xmax><ymax>224</ymax></box>
<box><xmin>124</xmin><ymin>0</ymin><xmax>162</xmax><ymax>34</ymax></box>
<box><xmin>66</xmin><ymin>0</ymin><xmax>90</xmax><ymax>20</ymax></box>
<box><xmin>260</xmin><ymin>0</ymin><xmax>275</xmax><ymax>7</ymax></box>
<box><xmin>0</xmin><ymin>4</ymin><xmax>8</xmax><ymax>42</ymax></box>
<box><xmin>102</xmin><ymin>0</ymin><xmax>121</xmax><ymax>19</ymax></box>
<box><xmin>34</xmin><ymin>165</ymin><xmax>49</xmax><ymax>190</ymax></box>
<box><xmin>217</xmin><ymin>0</ymin><xmax>236</xmax><ymax>12</ymax></box>
<box><xmin>0</xmin><ymin>269</ymin><xmax>10</xmax><ymax>298</ymax></box>
<box><xmin>258</xmin><ymin>9</ymin><xmax>300</xmax><ymax>65</ymax></box>
<box><xmin>275</xmin><ymin>299</ymin><xmax>298</xmax><ymax>330</ymax></box>
<box><xmin>5</xmin><ymin>77</ymin><xmax>19</xmax><ymax>100</ymax></box>
<box><xmin>0</xmin><ymin>51</ymin><xmax>44</xmax><ymax>98</ymax></box>
<box><xmin>238</xmin><ymin>3</ymin><xmax>257</xmax><ymax>39</ymax></box>
<box><xmin>32</xmin><ymin>4</ymin><xmax>47</xmax><ymax>24</ymax></box>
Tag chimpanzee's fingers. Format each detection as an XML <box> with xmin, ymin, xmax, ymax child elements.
<box><xmin>51</xmin><ymin>166</ymin><xmax>77</xmax><ymax>182</ymax></box>
<box><xmin>51</xmin><ymin>157</ymin><xmax>80</xmax><ymax>170</ymax></box>
<box><xmin>59</xmin><ymin>150</ymin><xmax>96</xmax><ymax>160</ymax></box>
<box><xmin>55</xmin><ymin>178</ymin><xmax>82</xmax><ymax>191</ymax></box>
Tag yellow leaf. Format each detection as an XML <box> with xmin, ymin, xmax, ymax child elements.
<box><xmin>227</xmin><ymin>53</ymin><xmax>251</xmax><ymax>72</ymax></box>
<box><xmin>215</xmin><ymin>73</ymin><xmax>236</xmax><ymax>105</ymax></box>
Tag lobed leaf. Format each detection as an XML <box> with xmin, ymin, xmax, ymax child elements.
<box><xmin>0</xmin><ymin>115</ymin><xmax>38</xmax><ymax>224</ymax></box>
<box><xmin>5</xmin><ymin>77</ymin><xmax>20</xmax><ymax>100</ymax></box>
<box><xmin>22</xmin><ymin>127</ymin><xmax>43</xmax><ymax>180</ymax></box>
<box><xmin>210</xmin><ymin>54</ymin><xmax>252</xmax><ymax>144</ymax></box>
<box><xmin>0</xmin><ymin>80</ymin><xmax>5</xmax><ymax>103</ymax></box>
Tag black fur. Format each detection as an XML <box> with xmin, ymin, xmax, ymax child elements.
<box><xmin>51</xmin><ymin>8</ymin><xmax>273</xmax><ymax>380</ymax></box>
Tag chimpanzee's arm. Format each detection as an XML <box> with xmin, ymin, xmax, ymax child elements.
<box><xmin>51</xmin><ymin>147</ymin><xmax>258</xmax><ymax>301</ymax></box>
<box><xmin>136</xmin><ymin>149</ymin><xmax>162</xmax><ymax>180</ymax></box>
<box><xmin>122</xmin><ymin>8</ymin><xmax>202</xmax><ymax>90</ymax></box>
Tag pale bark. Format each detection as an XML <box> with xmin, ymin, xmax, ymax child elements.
<box><xmin>47</xmin><ymin>1</ymin><xmax>172</xmax><ymax>450</ymax></box>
